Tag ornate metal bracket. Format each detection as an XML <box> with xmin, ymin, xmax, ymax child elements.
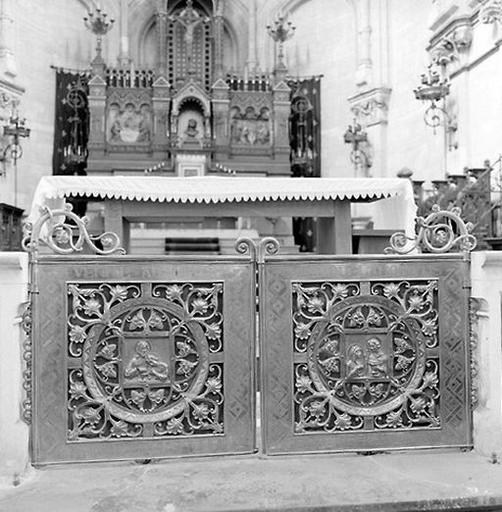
<box><xmin>20</xmin><ymin>301</ymin><xmax>32</xmax><ymax>424</ymax></box>
<box><xmin>22</xmin><ymin>203</ymin><xmax>126</xmax><ymax>257</ymax></box>
<box><xmin>234</xmin><ymin>237</ymin><xmax>280</xmax><ymax>263</ymax></box>
<box><xmin>385</xmin><ymin>204</ymin><xmax>477</xmax><ymax>255</ymax></box>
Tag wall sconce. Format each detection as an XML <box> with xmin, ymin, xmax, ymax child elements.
<box><xmin>0</xmin><ymin>115</ymin><xmax>30</xmax><ymax>166</ymax></box>
<box><xmin>343</xmin><ymin>120</ymin><xmax>371</xmax><ymax>170</ymax></box>
<box><xmin>414</xmin><ymin>64</ymin><xmax>451</xmax><ymax>134</ymax></box>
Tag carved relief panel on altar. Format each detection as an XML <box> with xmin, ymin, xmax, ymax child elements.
<box><xmin>230</xmin><ymin>106</ymin><xmax>271</xmax><ymax>146</ymax></box>
<box><xmin>106</xmin><ymin>90</ymin><xmax>153</xmax><ymax>147</ymax></box>
<box><xmin>229</xmin><ymin>91</ymin><xmax>273</xmax><ymax>149</ymax></box>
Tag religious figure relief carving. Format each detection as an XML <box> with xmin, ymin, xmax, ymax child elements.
<box><xmin>184</xmin><ymin>118</ymin><xmax>200</xmax><ymax>139</ymax></box>
<box><xmin>230</xmin><ymin>106</ymin><xmax>271</xmax><ymax>146</ymax></box>
<box><xmin>124</xmin><ymin>340</ymin><xmax>170</xmax><ymax>385</ymax></box>
<box><xmin>346</xmin><ymin>343</ymin><xmax>365</xmax><ymax>379</ymax></box>
<box><xmin>292</xmin><ymin>280</ymin><xmax>441</xmax><ymax>433</ymax></box>
<box><xmin>107</xmin><ymin>102</ymin><xmax>152</xmax><ymax>144</ymax></box>
<box><xmin>176</xmin><ymin>107</ymin><xmax>206</xmax><ymax>146</ymax></box>
<box><xmin>66</xmin><ymin>281</ymin><xmax>224</xmax><ymax>441</ymax></box>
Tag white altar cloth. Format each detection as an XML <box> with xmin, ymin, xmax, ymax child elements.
<box><xmin>29</xmin><ymin>176</ymin><xmax>416</xmax><ymax>235</ymax></box>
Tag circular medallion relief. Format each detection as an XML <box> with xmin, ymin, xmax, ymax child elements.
<box><xmin>82</xmin><ymin>297</ymin><xmax>209</xmax><ymax>423</ymax></box>
<box><xmin>306</xmin><ymin>295</ymin><xmax>426</xmax><ymax>417</ymax></box>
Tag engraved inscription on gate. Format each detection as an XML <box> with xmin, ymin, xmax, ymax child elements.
<box><xmin>67</xmin><ymin>281</ymin><xmax>224</xmax><ymax>441</ymax></box>
<box><xmin>292</xmin><ymin>280</ymin><xmax>440</xmax><ymax>433</ymax></box>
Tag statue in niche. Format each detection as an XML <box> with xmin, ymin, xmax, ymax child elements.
<box><xmin>124</xmin><ymin>340</ymin><xmax>169</xmax><ymax>384</ymax></box>
<box><xmin>184</xmin><ymin>118</ymin><xmax>200</xmax><ymax>138</ymax></box>
<box><xmin>178</xmin><ymin>108</ymin><xmax>204</xmax><ymax>144</ymax></box>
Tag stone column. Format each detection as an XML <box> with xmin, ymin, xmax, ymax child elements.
<box><xmin>213</xmin><ymin>0</ymin><xmax>225</xmax><ymax>80</ymax></box>
<box><xmin>0</xmin><ymin>0</ymin><xmax>16</xmax><ymax>78</ymax></box>
<box><xmin>156</xmin><ymin>1</ymin><xmax>168</xmax><ymax>77</ymax></box>
<box><xmin>246</xmin><ymin>0</ymin><xmax>257</xmax><ymax>73</ymax></box>
<box><xmin>117</xmin><ymin>0</ymin><xmax>130</xmax><ymax>67</ymax></box>
<box><xmin>355</xmin><ymin>0</ymin><xmax>372</xmax><ymax>88</ymax></box>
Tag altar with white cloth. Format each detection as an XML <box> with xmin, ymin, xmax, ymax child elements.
<box><xmin>29</xmin><ymin>176</ymin><xmax>416</xmax><ymax>254</ymax></box>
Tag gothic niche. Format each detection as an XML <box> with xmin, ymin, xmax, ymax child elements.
<box><xmin>173</xmin><ymin>97</ymin><xmax>208</xmax><ymax>147</ymax></box>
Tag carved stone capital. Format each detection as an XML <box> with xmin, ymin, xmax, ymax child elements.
<box><xmin>478</xmin><ymin>0</ymin><xmax>502</xmax><ymax>24</ymax></box>
<box><xmin>348</xmin><ymin>87</ymin><xmax>391</xmax><ymax>127</ymax></box>
<box><xmin>428</xmin><ymin>17</ymin><xmax>473</xmax><ymax>66</ymax></box>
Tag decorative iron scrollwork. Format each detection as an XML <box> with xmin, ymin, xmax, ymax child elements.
<box><xmin>293</xmin><ymin>279</ymin><xmax>440</xmax><ymax>433</ymax></box>
<box><xmin>66</xmin><ymin>281</ymin><xmax>224</xmax><ymax>441</ymax></box>
<box><xmin>23</xmin><ymin>203</ymin><xmax>125</xmax><ymax>256</ymax></box>
<box><xmin>385</xmin><ymin>204</ymin><xmax>477</xmax><ymax>254</ymax></box>
<box><xmin>234</xmin><ymin>236</ymin><xmax>280</xmax><ymax>263</ymax></box>
<box><xmin>20</xmin><ymin>301</ymin><xmax>32</xmax><ymax>424</ymax></box>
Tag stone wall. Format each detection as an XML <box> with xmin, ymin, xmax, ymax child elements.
<box><xmin>0</xmin><ymin>252</ymin><xmax>29</xmax><ymax>487</ymax></box>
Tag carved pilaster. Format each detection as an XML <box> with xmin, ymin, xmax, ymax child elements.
<box><xmin>87</xmin><ymin>75</ymin><xmax>107</xmax><ymax>151</ymax></box>
<box><xmin>272</xmin><ymin>81</ymin><xmax>291</xmax><ymax>157</ymax></box>
<box><xmin>152</xmin><ymin>76</ymin><xmax>171</xmax><ymax>151</ymax></box>
<box><xmin>211</xmin><ymin>78</ymin><xmax>230</xmax><ymax>155</ymax></box>
<box><xmin>348</xmin><ymin>87</ymin><xmax>391</xmax><ymax>127</ymax></box>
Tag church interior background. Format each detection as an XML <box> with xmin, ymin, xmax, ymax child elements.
<box><xmin>2</xmin><ymin>0</ymin><xmax>502</xmax><ymax>254</ymax></box>
<box><xmin>4</xmin><ymin>1</ymin><xmax>502</xmax><ymax>509</ymax></box>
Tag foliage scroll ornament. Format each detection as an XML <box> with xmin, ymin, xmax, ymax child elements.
<box><xmin>234</xmin><ymin>236</ymin><xmax>280</xmax><ymax>263</ymax></box>
<box><xmin>67</xmin><ymin>281</ymin><xmax>224</xmax><ymax>441</ymax></box>
<box><xmin>20</xmin><ymin>302</ymin><xmax>33</xmax><ymax>424</ymax></box>
<box><xmin>22</xmin><ymin>203</ymin><xmax>125</xmax><ymax>256</ymax></box>
<box><xmin>385</xmin><ymin>204</ymin><xmax>477</xmax><ymax>255</ymax></box>
<box><xmin>292</xmin><ymin>279</ymin><xmax>441</xmax><ymax>433</ymax></box>
<box><xmin>469</xmin><ymin>297</ymin><xmax>482</xmax><ymax>410</ymax></box>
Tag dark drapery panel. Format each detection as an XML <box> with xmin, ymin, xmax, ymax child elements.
<box><xmin>52</xmin><ymin>69</ymin><xmax>89</xmax><ymax>216</ymax></box>
<box><xmin>288</xmin><ymin>76</ymin><xmax>321</xmax><ymax>252</ymax></box>
<box><xmin>52</xmin><ymin>70</ymin><xmax>89</xmax><ymax>177</ymax></box>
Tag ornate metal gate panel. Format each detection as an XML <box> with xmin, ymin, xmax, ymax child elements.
<box><xmin>260</xmin><ymin>254</ymin><xmax>471</xmax><ymax>455</ymax></box>
<box><xmin>32</xmin><ymin>256</ymin><xmax>256</xmax><ymax>464</ymax></box>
